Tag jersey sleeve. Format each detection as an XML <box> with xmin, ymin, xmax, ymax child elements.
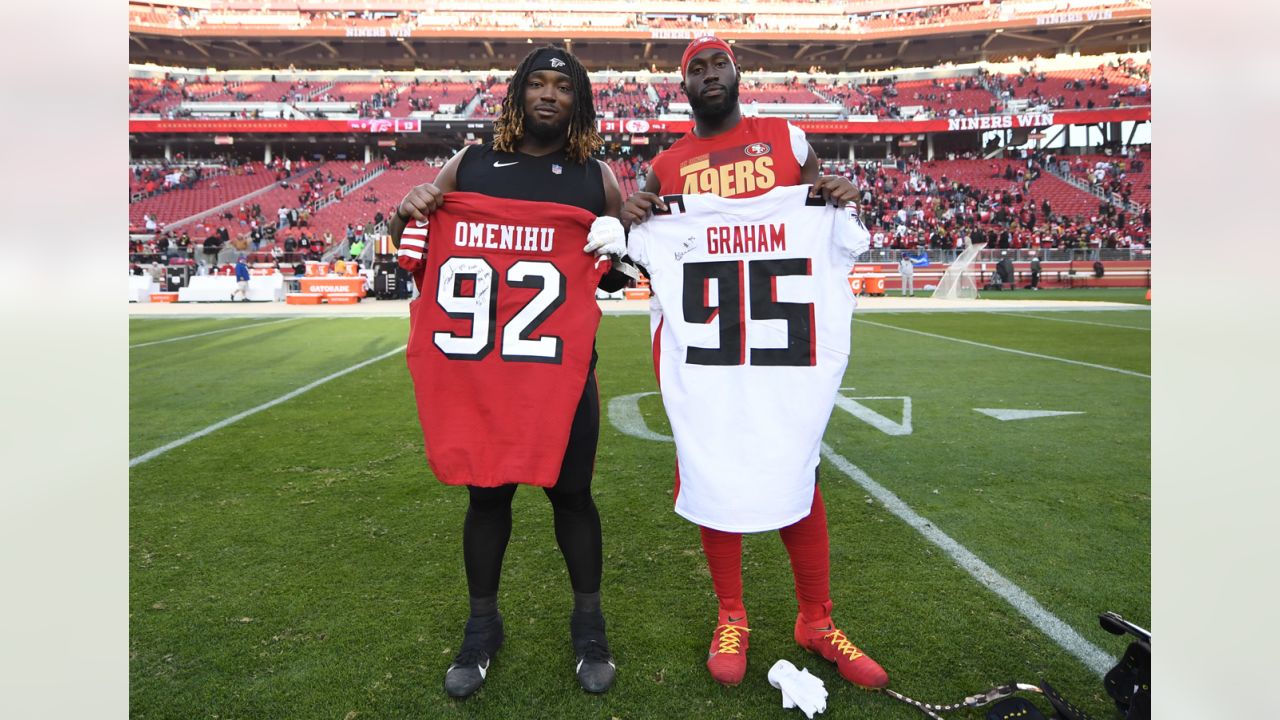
<box><xmin>397</xmin><ymin>217</ymin><xmax>430</xmax><ymax>286</ymax></box>
<box><xmin>787</xmin><ymin>122</ymin><xmax>809</xmax><ymax>167</ymax></box>
<box><xmin>829</xmin><ymin>205</ymin><xmax>871</xmax><ymax>269</ymax></box>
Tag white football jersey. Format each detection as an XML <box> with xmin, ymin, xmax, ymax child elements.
<box><xmin>628</xmin><ymin>184</ymin><xmax>870</xmax><ymax>532</ymax></box>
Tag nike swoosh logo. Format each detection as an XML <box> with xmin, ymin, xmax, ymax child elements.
<box><xmin>727</xmin><ymin>616</ymin><xmax>745</xmax><ymax>623</ymax></box>
<box><xmin>493</xmin><ymin>161</ymin><xmax>519</xmax><ymax>168</ymax></box>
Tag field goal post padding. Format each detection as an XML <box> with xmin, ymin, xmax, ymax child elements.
<box><xmin>933</xmin><ymin>242</ymin><xmax>987</xmax><ymax>300</ymax></box>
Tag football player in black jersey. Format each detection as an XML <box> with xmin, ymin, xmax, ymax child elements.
<box><xmin>388</xmin><ymin>45</ymin><xmax>628</xmax><ymax>699</ymax></box>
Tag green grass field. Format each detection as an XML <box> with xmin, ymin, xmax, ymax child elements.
<box><xmin>972</xmin><ymin>287</ymin><xmax>1151</xmax><ymax>304</ymax></box>
<box><xmin>130</xmin><ymin>304</ymin><xmax>1150</xmax><ymax>719</ymax></box>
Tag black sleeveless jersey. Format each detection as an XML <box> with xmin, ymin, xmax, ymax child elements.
<box><xmin>455</xmin><ymin>143</ymin><xmax>606</xmax><ymax>216</ymax></box>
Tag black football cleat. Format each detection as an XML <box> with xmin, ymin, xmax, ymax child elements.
<box><xmin>443</xmin><ymin>612</ymin><xmax>504</xmax><ymax>699</ymax></box>
<box><xmin>570</xmin><ymin>610</ymin><xmax>616</xmax><ymax>693</ymax></box>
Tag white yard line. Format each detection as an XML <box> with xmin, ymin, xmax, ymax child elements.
<box><xmin>855</xmin><ymin>319</ymin><xmax>1150</xmax><ymax>379</ymax></box>
<box><xmin>996</xmin><ymin>312</ymin><xmax>1150</xmax><ymax>331</ymax></box>
<box><xmin>604</xmin><ymin>397</ymin><xmax>1119</xmax><ymax>676</ymax></box>
<box><xmin>820</xmin><ymin>444</ymin><xmax>1116</xmax><ymax>676</ymax></box>
<box><xmin>129</xmin><ymin>318</ymin><xmax>300</xmax><ymax>348</ymax></box>
<box><xmin>129</xmin><ymin>345</ymin><xmax>406</xmax><ymax>467</ymax></box>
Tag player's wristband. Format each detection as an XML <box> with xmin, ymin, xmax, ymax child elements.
<box><xmin>395</xmin><ymin>206</ymin><xmax>411</xmax><ymax>222</ymax></box>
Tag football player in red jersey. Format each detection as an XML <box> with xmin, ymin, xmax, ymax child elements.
<box><xmin>388</xmin><ymin>45</ymin><xmax>630</xmax><ymax>699</ymax></box>
<box><xmin>621</xmin><ymin>35</ymin><xmax>889</xmax><ymax>691</ymax></box>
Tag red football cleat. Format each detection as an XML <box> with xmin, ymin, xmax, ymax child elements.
<box><xmin>794</xmin><ymin>613</ymin><xmax>889</xmax><ymax>690</ymax></box>
<box><xmin>706</xmin><ymin>608</ymin><xmax>751</xmax><ymax>686</ymax></box>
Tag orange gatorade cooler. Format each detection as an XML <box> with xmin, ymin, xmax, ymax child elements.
<box><xmin>864</xmin><ymin>275</ymin><xmax>885</xmax><ymax>296</ymax></box>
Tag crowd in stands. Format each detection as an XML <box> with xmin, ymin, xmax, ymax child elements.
<box><xmin>129</xmin><ymin>73</ymin><xmax>323</xmax><ymax>116</ymax></box>
<box><xmin>130</xmin><ymin>141</ymin><xmax>1149</xmax><ymax>285</ymax></box>
<box><xmin>129</xmin><ymin>156</ymin><xmax>302</xmax><ymax>227</ymax></box>
<box><xmin>132</xmin><ymin>57</ymin><xmax>1150</xmax><ymax>122</ymax></box>
<box><xmin>321</xmin><ymin>78</ymin><xmax>407</xmax><ymax>119</ymax></box>
<box><xmin>987</xmin><ymin>58</ymin><xmax>1152</xmax><ymax>112</ymax></box>
<box><xmin>834</xmin><ymin>148</ymin><xmax>1150</xmax><ymax>255</ymax></box>
<box><xmin>593</xmin><ymin>81</ymin><xmax>659</xmax><ymax>120</ymax></box>
<box><xmin>129</xmin><ymin>154</ymin><xmax>431</xmax><ymax>281</ymax></box>
<box><xmin>129</xmin><ymin>0</ymin><xmax>1146</xmax><ymax>35</ymax></box>
<box><xmin>472</xmin><ymin>79</ymin><xmax>659</xmax><ymax>120</ymax></box>
<box><xmin>819</xmin><ymin>62</ymin><xmax>1151</xmax><ymax>121</ymax></box>
<box><xmin>602</xmin><ymin>156</ymin><xmax>649</xmax><ymax>198</ymax></box>
<box><xmin>1055</xmin><ymin>148</ymin><xmax>1148</xmax><ymax>209</ymax></box>
<box><xmin>130</xmin><ymin>163</ymin><xmax>210</xmax><ymax>197</ymax></box>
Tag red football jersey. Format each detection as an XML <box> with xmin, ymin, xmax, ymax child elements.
<box><xmin>406</xmin><ymin>191</ymin><xmax>608</xmax><ymax>488</ymax></box>
<box><xmin>650</xmin><ymin>116</ymin><xmax>804</xmax><ymax>199</ymax></box>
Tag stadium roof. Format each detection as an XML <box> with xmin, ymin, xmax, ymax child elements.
<box><xmin>129</xmin><ymin>1</ymin><xmax>1151</xmax><ymax>72</ymax></box>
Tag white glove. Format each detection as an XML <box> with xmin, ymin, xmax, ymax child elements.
<box><xmin>583</xmin><ymin>216</ymin><xmax>626</xmax><ymax>269</ymax></box>
<box><xmin>768</xmin><ymin>659</ymin><xmax>828</xmax><ymax>719</ymax></box>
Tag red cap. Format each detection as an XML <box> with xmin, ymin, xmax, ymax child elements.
<box><xmin>681</xmin><ymin>35</ymin><xmax>736</xmax><ymax>77</ymax></box>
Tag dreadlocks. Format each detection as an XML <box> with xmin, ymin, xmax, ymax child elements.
<box><xmin>492</xmin><ymin>45</ymin><xmax>603</xmax><ymax>164</ymax></box>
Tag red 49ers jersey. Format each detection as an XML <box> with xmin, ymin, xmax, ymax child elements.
<box><xmin>650</xmin><ymin>116</ymin><xmax>805</xmax><ymax>199</ymax></box>
<box><xmin>405</xmin><ymin>192</ymin><xmax>608</xmax><ymax>488</ymax></box>
<box><xmin>627</xmin><ymin>185</ymin><xmax>870</xmax><ymax>532</ymax></box>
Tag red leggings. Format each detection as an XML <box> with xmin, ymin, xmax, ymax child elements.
<box><xmin>699</xmin><ymin>485</ymin><xmax>832</xmax><ymax>623</ymax></box>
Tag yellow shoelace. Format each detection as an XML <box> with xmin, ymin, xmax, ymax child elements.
<box><xmin>714</xmin><ymin>623</ymin><xmax>750</xmax><ymax>654</ymax></box>
<box><xmin>822</xmin><ymin>629</ymin><xmax>866</xmax><ymax>662</ymax></box>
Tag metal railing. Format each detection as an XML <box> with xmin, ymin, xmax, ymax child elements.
<box><xmin>859</xmin><ymin>247</ymin><xmax>1150</xmax><ymax>264</ymax></box>
<box><xmin>1045</xmin><ymin>163</ymin><xmax>1143</xmax><ymax>215</ymax></box>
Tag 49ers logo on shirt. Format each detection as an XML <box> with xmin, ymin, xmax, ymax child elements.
<box><xmin>678</xmin><ymin>145</ymin><xmax>776</xmax><ymax>198</ymax></box>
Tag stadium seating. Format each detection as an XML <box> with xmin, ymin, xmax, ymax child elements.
<box><xmin>471</xmin><ymin>84</ymin><xmax>508</xmax><ymax>118</ymax></box>
<box><xmin>129</xmin><ymin>163</ymin><xmax>276</xmax><ymax>230</ymax></box>
<box><xmin>739</xmin><ymin>84</ymin><xmax>827</xmax><ymax>104</ymax></box>
<box><xmin>859</xmin><ymin>3</ymin><xmax>1001</xmax><ymax>31</ymax></box>
<box><xmin>1001</xmin><ymin>69</ymin><xmax>1151</xmax><ymax>109</ymax></box>
<box><xmin>129</xmin><ymin>77</ymin><xmax>182</xmax><ymax>113</ymax></box>
<box><xmin>126</xmin><ymin>35</ymin><xmax>1152</xmax><ymax>255</ymax></box>
<box><xmin>604</xmin><ymin>158</ymin><xmax>642</xmax><ymax>197</ymax></box>
<box><xmin>233</xmin><ymin>161</ymin><xmax>374</xmax><ymax>239</ymax></box>
<box><xmin>593</xmin><ymin>82</ymin><xmax>655</xmax><ymax>119</ymax></box>
<box><xmin>294</xmin><ymin>164</ymin><xmax>442</xmax><ymax>245</ymax></box>
<box><xmin>1026</xmin><ymin>172</ymin><xmax>1107</xmax><ymax>221</ymax></box>
<box><xmin>400</xmin><ymin>81</ymin><xmax>484</xmax><ymax>115</ymax></box>
<box><xmin>890</xmin><ymin>79</ymin><xmax>999</xmax><ymax>116</ymax></box>
<box><xmin>321</xmin><ymin>81</ymin><xmax>401</xmax><ymax>117</ymax></box>
<box><xmin>223</xmin><ymin>81</ymin><xmax>310</xmax><ymax>103</ymax></box>
<box><xmin>854</xmin><ymin>155</ymin><xmax>1139</xmax><ymax>250</ymax></box>
<box><xmin>1059</xmin><ymin>153</ymin><xmax>1151</xmax><ymax>208</ymax></box>
<box><xmin>131</xmin><ymin>0</ymin><xmax>1145</xmax><ymax>36</ymax></box>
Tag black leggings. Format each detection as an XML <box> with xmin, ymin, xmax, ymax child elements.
<box><xmin>462</xmin><ymin>371</ymin><xmax>602</xmax><ymax>598</ymax></box>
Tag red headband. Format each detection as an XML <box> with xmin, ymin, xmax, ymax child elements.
<box><xmin>681</xmin><ymin>35</ymin><xmax>736</xmax><ymax>77</ymax></box>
